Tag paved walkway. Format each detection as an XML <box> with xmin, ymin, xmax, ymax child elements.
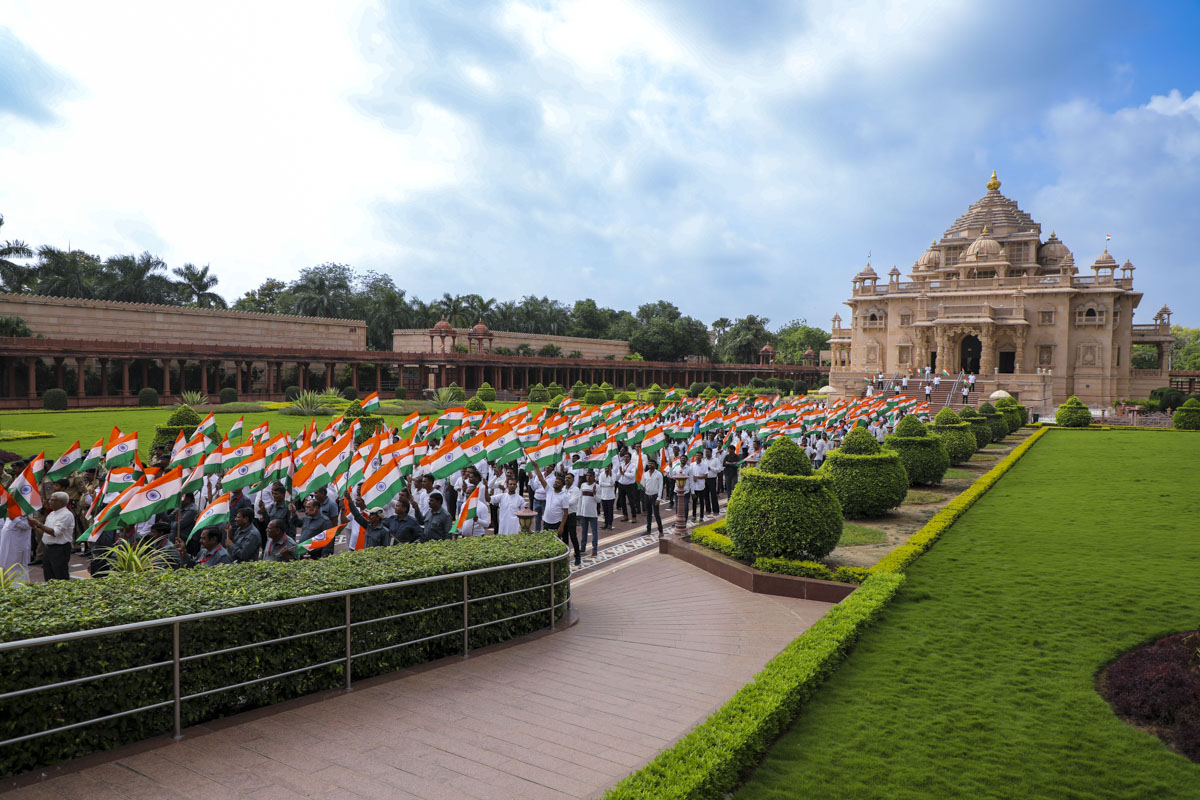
<box><xmin>7</xmin><ymin>554</ymin><xmax>834</xmax><ymax>800</ymax></box>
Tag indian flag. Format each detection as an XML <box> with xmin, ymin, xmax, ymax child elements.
<box><xmin>523</xmin><ymin>435</ymin><xmax>561</xmax><ymax>469</ymax></box>
<box><xmin>685</xmin><ymin>435</ymin><xmax>705</xmax><ymax>458</ymax></box>
<box><xmin>46</xmin><ymin>441</ymin><xmax>83</xmax><ymax>482</ymax></box>
<box><xmin>640</xmin><ymin>426</ymin><xmax>668</xmax><ymax>456</ymax></box>
<box><xmin>298</xmin><ymin>524</ymin><xmax>342</xmax><ymax>554</ymax></box>
<box><xmin>453</xmin><ymin>485</ymin><xmax>482</xmax><ymax>532</ymax></box>
<box><xmin>542</xmin><ymin>414</ymin><xmax>569</xmax><ymax>438</ymax></box>
<box><xmin>360</xmin><ymin>391</ymin><xmax>381</xmax><ymax>412</ymax></box>
<box><xmin>249</xmin><ymin>421</ymin><xmax>270</xmax><ymax>441</ymax></box>
<box><xmin>0</xmin><ymin>485</ymin><xmax>16</xmax><ymax>520</ymax></box>
<box><xmin>665</xmin><ymin>388</ymin><xmax>680</xmax><ymax>401</ymax></box>
<box><xmin>436</xmin><ymin>407</ymin><xmax>466</xmax><ymax>429</ymax></box>
<box><xmin>361</xmin><ymin>457</ymin><xmax>405</xmax><ymax>508</ymax></box>
<box><xmin>79</xmin><ymin>484</ymin><xmax>139</xmax><ymax>542</ymax></box>
<box><xmin>563</xmin><ymin>429</ymin><xmax>592</xmax><ymax>454</ymax></box>
<box><xmin>293</xmin><ymin>442</ymin><xmax>342</xmax><ymax>497</ymax></box>
<box><xmin>119</xmin><ymin>467</ymin><xmax>184</xmax><ymax>525</ymax></box>
<box><xmin>263</xmin><ymin>447</ymin><xmax>293</xmax><ymax>487</ymax></box>
<box><xmin>196</xmin><ymin>413</ymin><xmax>218</xmax><ymax>440</ymax></box>
<box><xmin>228</xmin><ymin>416</ymin><xmax>244</xmax><ymax>440</ymax></box>
<box><xmin>8</xmin><ymin>459</ymin><xmax>44</xmax><ymax>515</ymax></box>
<box><xmin>516</xmin><ymin>423</ymin><xmax>540</xmax><ymax>446</ymax></box>
<box><xmin>106</xmin><ymin>428</ymin><xmax>139</xmax><ymax>468</ymax></box>
<box><xmin>499</xmin><ymin>403</ymin><xmax>527</xmax><ymax>423</ymax></box>
<box><xmin>222</xmin><ymin>446</ymin><xmax>267</xmax><ymax>492</ymax></box>
<box><xmin>170</xmin><ymin>432</ymin><xmax>208</xmax><ymax>470</ymax></box>
<box><xmin>422</xmin><ymin>438</ymin><xmax>471</xmax><ymax>480</ymax></box>
<box><xmin>194</xmin><ymin>492</ymin><xmax>232</xmax><ymax>534</ymax></box>
<box><xmin>484</xmin><ymin>425</ymin><xmax>521</xmax><ymax>464</ymax></box>
<box><xmin>79</xmin><ymin>438</ymin><xmax>105</xmax><ymax>473</ymax></box>
<box><xmin>398</xmin><ymin>411</ymin><xmax>421</xmax><ymax>434</ymax></box>
<box><xmin>182</xmin><ymin>462</ymin><xmax>206</xmax><ymax>497</ymax></box>
<box><xmin>576</xmin><ymin>437</ymin><xmax>616</xmax><ymax>470</ymax></box>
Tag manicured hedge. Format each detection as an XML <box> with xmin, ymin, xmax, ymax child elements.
<box><xmin>584</xmin><ymin>383</ymin><xmax>607</xmax><ymax>405</ymax></box>
<box><xmin>646</xmin><ymin>383</ymin><xmax>666</xmax><ymax>405</ymax></box>
<box><xmin>1055</xmin><ymin>395</ymin><xmax>1093</xmax><ymax>427</ymax></box>
<box><xmin>754</xmin><ymin>558</ymin><xmax>868</xmax><ymax>585</ymax></box>
<box><xmin>465</xmin><ymin>395</ymin><xmax>487</xmax><ymax>412</ymax></box>
<box><xmin>884</xmin><ymin>414</ymin><xmax>950</xmax><ymax>486</ymax></box>
<box><xmin>571</xmin><ymin>380</ymin><xmax>587</xmax><ymax>399</ymax></box>
<box><xmin>527</xmin><ymin>382</ymin><xmax>550</xmax><ymax>403</ymax></box>
<box><xmin>446</xmin><ymin>382</ymin><xmax>466</xmax><ymax>401</ymax></box>
<box><xmin>726</xmin><ymin>439</ymin><xmax>843</xmax><ymax>561</ymax></box>
<box><xmin>1172</xmin><ymin>398</ymin><xmax>1200</xmax><ymax>431</ymax></box>
<box><xmin>994</xmin><ymin>396</ymin><xmax>1025</xmax><ymax>433</ymax></box>
<box><xmin>929</xmin><ymin>408</ymin><xmax>977</xmax><ymax>465</ymax></box>
<box><xmin>219</xmin><ymin>387</ymin><xmax>238</xmax><ymax>404</ymax></box>
<box><xmin>138</xmin><ymin>387</ymin><xmax>159</xmax><ymax>407</ymax></box>
<box><xmin>284</xmin><ymin>385</ymin><xmax>301</xmax><ymax>401</ymax></box>
<box><xmin>820</xmin><ymin>426</ymin><xmax>908</xmax><ymax>519</ymax></box>
<box><xmin>959</xmin><ymin>406</ymin><xmax>993</xmax><ymax>449</ymax></box>
<box><xmin>978</xmin><ymin>402</ymin><xmax>1009</xmax><ymax>442</ymax></box>
<box><xmin>42</xmin><ymin>388</ymin><xmax>68</xmax><ymax>410</ymax></box>
<box><xmin>0</xmin><ymin>534</ymin><xmax>569</xmax><ymax>777</ymax></box>
<box><xmin>476</xmin><ymin>381</ymin><xmax>497</xmax><ymax>402</ymax></box>
<box><xmin>600</xmin><ymin>381</ymin><xmax>615</xmax><ymax>400</ymax></box>
<box><xmin>152</xmin><ymin>404</ymin><xmax>202</xmax><ymax>451</ymax></box>
<box><xmin>690</xmin><ymin>521</ymin><xmax>737</xmax><ymax>557</ymax></box>
<box><xmin>605</xmin><ymin>427</ymin><xmax>1051</xmax><ymax>800</ymax></box>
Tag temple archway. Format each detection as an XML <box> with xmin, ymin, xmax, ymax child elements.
<box><xmin>960</xmin><ymin>334</ymin><xmax>981</xmax><ymax>374</ymax></box>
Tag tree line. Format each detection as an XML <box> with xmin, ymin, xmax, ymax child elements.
<box><xmin>0</xmin><ymin>216</ymin><xmax>829</xmax><ymax>362</ymax></box>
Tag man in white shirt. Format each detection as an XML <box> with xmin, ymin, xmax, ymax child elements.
<box><xmin>530</xmin><ymin>462</ymin><xmax>548</xmax><ymax>531</ymax></box>
<box><xmin>901</xmin><ymin>375</ymin><xmax>909</xmax><ymax>391</ymax></box>
<box><xmin>641</xmin><ymin>460</ymin><xmax>664</xmax><ymax>536</ymax></box>
<box><xmin>688</xmin><ymin>454</ymin><xmax>708</xmax><ymax>521</ymax></box>
<box><xmin>596</xmin><ymin>464</ymin><xmax>617</xmax><ymax>529</ymax></box>
<box><xmin>703</xmin><ymin>448</ymin><xmax>722</xmax><ymax>518</ymax></box>
<box><xmin>578</xmin><ymin>471</ymin><xmax>600</xmax><ymax>556</ymax></box>
<box><xmin>534</xmin><ymin>466</ymin><xmax>580</xmax><ymax>566</ymax></box>
<box><xmin>616</xmin><ymin>452</ymin><xmax>639</xmax><ymax>524</ymax></box>
<box><xmin>496</xmin><ymin>476</ymin><xmax>527</xmax><ymax>535</ymax></box>
<box><xmin>28</xmin><ymin>491</ymin><xmax>75</xmax><ymax>581</ymax></box>
<box><xmin>812</xmin><ymin>434</ymin><xmax>828</xmax><ymax>469</ymax></box>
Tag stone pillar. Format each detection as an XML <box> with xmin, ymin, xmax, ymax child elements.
<box><xmin>298</xmin><ymin>362</ymin><xmax>307</xmax><ymax>390</ymax></box>
<box><xmin>980</xmin><ymin>325</ymin><xmax>996</xmax><ymax>375</ymax></box>
<box><xmin>200</xmin><ymin>360</ymin><xmax>209</xmax><ymax>396</ymax></box>
<box><xmin>162</xmin><ymin>358</ymin><xmax>172</xmax><ymax>397</ymax></box>
<box><xmin>5</xmin><ymin>357</ymin><xmax>16</xmax><ymax>398</ymax></box>
<box><xmin>99</xmin><ymin>358</ymin><xmax>109</xmax><ymax>396</ymax></box>
<box><xmin>75</xmin><ymin>357</ymin><xmax>87</xmax><ymax>398</ymax></box>
<box><xmin>27</xmin><ymin>358</ymin><xmax>37</xmax><ymax>399</ymax></box>
<box><xmin>326</xmin><ymin>362</ymin><xmax>334</xmax><ymax>389</ymax></box>
<box><xmin>374</xmin><ymin>364</ymin><xmax>381</xmax><ymax>391</ymax></box>
<box><xmin>140</xmin><ymin>359</ymin><xmax>148</xmax><ymax>390</ymax></box>
<box><xmin>54</xmin><ymin>357</ymin><xmax>65</xmax><ymax>390</ymax></box>
<box><xmin>1014</xmin><ymin>329</ymin><xmax>1027</xmax><ymax>373</ymax></box>
<box><xmin>351</xmin><ymin>363</ymin><xmax>359</xmax><ymax>391</ymax></box>
<box><xmin>274</xmin><ymin>361</ymin><xmax>283</xmax><ymax>393</ymax></box>
<box><xmin>121</xmin><ymin>360</ymin><xmax>130</xmax><ymax>396</ymax></box>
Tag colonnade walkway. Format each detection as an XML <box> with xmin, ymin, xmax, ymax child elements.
<box><xmin>7</xmin><ymin>554</ymin><xmax>834</xmax><ymax>800</ymax></box>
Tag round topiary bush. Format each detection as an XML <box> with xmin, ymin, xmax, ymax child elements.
<box><xmin>571</xmin><ymin>380</ymin><xmax>587</xmax><ymax>400</ymax></box>
<box><xmin>42</xmin><ymin>388</ymin><xmax>68</xmax><ymax>411</ymax></box>
<box><xmin>528</xmin><ymin>383</ymin><xmax>550</xmax><ymax>403</ymax></box>
<box><xmin>465</xmin><ymin>395</ymin><xmax>487</xmax><ymax>412</ymax></box>
<box><xmin>821</xmin><ymin>425</ymin><xmax>908</xmax><ymax>519</ymax></box>
<box><xmin>342</xmin><ymin>386</ymin><xmax>358</xmax><ymax>401</ymax></box>
<box><xmin>153</xmin><ymin>404</ymin><xmax>202</xmax><ymax>451</ymax></box>
<box><xmin>284</xmin><ymin>385</ymin><xmax>300</xmax><ymax>401</ymax></box>
<box><xmin>584</xmin><ymin>383</ymin><xmax>606</xmax><ymax>405</ymax></box>
<box><xmin>726</xmin><ymin>437</ymin><xmax>842</xmax><ymax>561</ymax></box>
<box><xmin>1173</xmin><ymin>398</ymin><xmax>1200</xmax><ymax>430</ymax></box>
<box><xmin>394</xmin><ymin>386</ymin><xmax>407</xmax><ymax>400</ymax></box>
<box><xmin>994</xmin><ymin>396</ymin><xmax>1023</xmax><ymax>433</ymax></box>
<box><xmin>884</xmin><ymin>414</ymin><xmax>950</xmax><ymax>486</ymax></box>
<box><xmin>219</xmin><ymin>387</ymin><xmax>238</xmax><ymax>404</ymax></box>
<box><xmin>476</xmin><ymin>382</ymin><xmax>496</xmax><ymax>402</ymax></box>
<box><xmin>342</xmin><ymin>400</ymin><xmax>384</xmax><ymax>444</ymax></box>
<box><xmin>978</xmin><ymin>402</ymin><xmax>1009</xmax><ymax>442</ymax></box>
<box><xmin>547</xmin><ymin>394</ymin><xmax>564</xmax><ymax>409</ymax></box>
<box><xmin>646</xmin><ymin>383</ymin><xmax>665</xmax><ymax>405</ymax></box>
<box><xmin>959</xmin><ymin>407</ymin><xmax>992</xmax><ymax>449</ymax></box>
<box><xmin>547</xmin><ymin>382</ymin><xmax>564</xmax><ymax>399</ymax></box>
<box><xmin>1055</xmin><ymin>395</ymin><xmax>1093</xmax><ymax>427</ymax></box>
<box><xmin>138</xmin><ymin>387</ymin><xmax>159</xmax><ymax>407</ymax></box>
<box><xmin>700</xmin><ymin>386</ymin><xmax>717</xmax><ymax>399</ymax></box>
<box><xmin>600</xmin><ymin>381</ymin><xmax>614</xmax><ymax>400</ymax></box>
<box><xmin>613</xmin><ymin>391</ymin><xmax>632</xmax><ymax>403</ymax></box>
<box><xmin>930</xmin><ymin>408</ymin><xmax>977</xmax><ymax>465</ymax></box>
<box><xmin>447</xmin><ymin>382</ymin><xmax>466</xmax><ymax>401</ymax></box>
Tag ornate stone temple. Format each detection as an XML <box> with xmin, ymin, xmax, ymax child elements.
<box><xmin>827</xmin><ymin>171</ymin><xmax>1174</xmax><ymax>410</ymax></box>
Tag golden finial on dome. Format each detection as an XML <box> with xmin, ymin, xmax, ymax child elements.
<box><xmin>987</xmin><ymin>170</ymin><xmax>1001</xmax><ymax>191</ymax></box>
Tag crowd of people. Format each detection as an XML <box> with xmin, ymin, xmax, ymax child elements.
<box><xmin>0</xmin><ymin>392</ymin><xmax>923</xmax><ymax>581</ymax></box>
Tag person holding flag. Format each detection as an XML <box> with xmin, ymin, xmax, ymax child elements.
<box><xmin>262</xmin><ymin>519</ymin><xmax>297</xmax><ymax>562</ymax></box>
<box><xmin>641</xmin><ymin>459</ymin><xmax>665</xmax><ymax>537</ymax></box>
<box><xmin>292</xmin><ymin>498</ymin><xmax>334</xmax><ymax>558</ymax></box>
<box><xmin>175</xmin><ymin>527</ymin><xmax>233</xmax><ymax>567</ymax></box>
<box><xmin>27</xmin><ymin>491</ymin><xmax>74</xmax><ymax>581</ymax></box>
<box><xmin>495</xmin><ymin>474</ymin><xmax>526</xmax><ymax>535</ymax></box>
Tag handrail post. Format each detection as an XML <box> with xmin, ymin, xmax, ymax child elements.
<box><xmin>344</xmin><ymin>595</ymin><xmax>352</xmax><ymax>691</ymax></box>
<box><xmin>172</xmin><ymin>621</ymin><xmax>182</xmax><ymax>740</ymax></box>
<box><xmin>549</xmin><ymin>560</ymin><xmax>555</xmax><ymax>630</ymax></box>
<box><xmin>462</xmin><ymin>575</ymin><xmax>470</xmax><ymax>658</ymax></box>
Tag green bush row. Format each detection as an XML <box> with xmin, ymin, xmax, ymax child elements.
<box><xmin>689</xmin><ymin>522</ymin><xmax>738</xmax><ymax>557</ymax></box>
<box><xmin>0</xmin><ymin>534</ymin><xmax>570</xmax><ymax>777</ymax></box>
<box><xmin>752</xmin><ymin>558</ymin><xmax>869</xmax><ymax>585</ymax></box>
<box><xmin>1055</xmin><ymin>395</ymin><xmax>1093</xmax><ymax>427</ymax></box>
<box><xmin>606</xmin><ymin>428</ymin><xmax>1052</xmax><ymax>800</ymax></box>
<box><xmin>820</xmin><ymin>426</ymin><xmax>908</xmax><ymax>518</ymax></box>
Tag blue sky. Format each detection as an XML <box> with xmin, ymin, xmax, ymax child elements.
<box><xmin>1</xmin><ymin>0</ymin><xmax>1198</xmax><ymax>329</ymax></box>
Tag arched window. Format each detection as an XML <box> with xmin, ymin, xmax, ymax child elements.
<box><xmin>1085</xmin><ymin>308</ymin><xmax>1096</xmax><ymax>319</ymax></box>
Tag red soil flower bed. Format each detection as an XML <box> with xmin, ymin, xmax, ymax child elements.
<box><xmin>1099</xmin><ymin>630</ymin><xmax>1200</xmax><ymax>763</ymax></box>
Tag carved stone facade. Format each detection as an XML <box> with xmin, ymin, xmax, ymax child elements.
<box><xmin>828</xmin><ymin>172</ymin><xmax>1174</xmax><ymax>409</ymax></box>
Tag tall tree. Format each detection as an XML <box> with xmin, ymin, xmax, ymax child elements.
<box><xmin>233</xmin><ymin>278</ymin><xmax>289</xmax><ymax>314</ymax></box>
<box><xmin>437</xmin><ymin>292</ymin><xmax>469</xmax><ymax>327</ymax></box>
<box><xmin>355</xmin><ymin>271</ymin><xmax>410</xmax><ymax>350</ymax></box>
<box><xmin>710</xmin><ymin>317</ymin><xmax>732</xmax><ymax>361</ymax></box>
<box><xmin>0</xmin><ymin>215</ymin><xmax>34</xmax><ymax>293</ymax></box>
<box><xmin>101</xmin><ymin>252</ymin><xmax>180</xmax><ymax>304</ymax></box>
<box><xmin>290</xmin><ymin>263</ymin><xmax>354</xmax><ymax>318</ymax></box>
<box><xmin>34</xmin><ymin>246</ymin><xmax>101</xmax><ymax>299</ymax></box>
<box><xmin>173</xmin><ymin>263</ymin><xmax>227</xmax><ymax>308</ymax></box>
<box><xmin>774</xmin><ymin>319</ymin><xmax>830</xmax><ymax>364</ymax></box>
<box><xmin>725</xmin><ymin>315</ymin><xmax>774</xmax><ymax>364</ymax></box>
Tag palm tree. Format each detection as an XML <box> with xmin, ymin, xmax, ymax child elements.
<box><xmin>711</xmin><ymin>317</ymin><xmax>732</xmax><ymax>360</ymax></box>
<box><xmin>438</xmin><ymin>293</ymin><xmax>469</xmax><ymax>327</ymax></box>
<box><xmin>290</xmin><ymin>268</ymin><xmax>353</xmax><ymax>319</ymax></box>
<box><xmin>463</xmin><ymin>294</ymin><xmax>496</xmax><ymax>325</ymax></box>
<box><xmin>101</xmin><ymin>252</ymin><xmax>180</xmax><ymax>304</ymax></box>
<box><xmin>34</xmin><ymin>246</ymin><xmax>100</xmax><ymax>298</ymax></box>
<box><xmin>173</xmin><ymin>263</ymin><xmax>227</xmax><ymax>308</ymax></box>
<box><xmin>0</xmin><ymin>215</ymin><xmax>34</xmax><ymax>293</ymax></box>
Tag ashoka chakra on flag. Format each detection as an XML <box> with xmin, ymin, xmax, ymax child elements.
<box><xmin>116</xmin><ymin>443</ymin><xmax>129</xmax><ymax>452</ymax></box>
<box><xmin>146</xmin><ymin>490</ymin><xmax>162</xmax><ymax>502</ymax></box>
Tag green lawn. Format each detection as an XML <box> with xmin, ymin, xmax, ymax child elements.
<box><xmin>735</xmin><ymin>430</ymin><xmax>1200</xmax><ymax>799</ymax></box>
<box><xmin>838</xmin><ymin>522</ymin><xmax>887</xmax><ymax>546</ymax></box>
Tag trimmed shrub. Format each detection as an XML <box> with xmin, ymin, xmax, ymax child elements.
<box><xmin>1173</xmin><ymin>397</ymin><xmax>1200</xmax><ymax>430</ymax></box>
<box><xmin>284</xmin><ymin>385</ymin><xmax>301</xmax><ymax>401</ymax></box>
<box><xmin>726</xmin><ymin>438</ymin><xmax>843</xmax><ymax>561</ymax></box>
<box><xmin>700</xmin><ymin>386</ymin><xmax>718</xmax><ymax>399</ymax></box>
<box><xmin>527</xmin><ymin>382</ymin><xmax>550</xmax><ymax>403</ymax></box>
<box><xmin>884</xmin><ymin>414</ymin><xmax>949</xmax><ymax>486</ymax></box>
<box><xmin>993</xmin><ymin>396</ymin><xmax>1023</xmax><ymax>433</ymax></box>
<box><xmin>752</xmin><ymin>558</ymin><xmax>866</xmax><ymax>584</ymax></box>
<box><xmin>474</xmin><ymin>382</ymin><xmax>496</xmax><ymax>402</ymax></box>
<box><xmin>42</xmin><ymin>388</ymin><xmax>68</xmax><ymax>411</ymax></box>
<box><xmin>793</xmin><ymin>379</ymin><xmax>808</xmax><ymax>395</ymax></box>
<box><xmin>218</xmin><ymin>387</ymin><xmax>238</xmax><ymax>404</ymax></box>
<box><xmin>447</xmin><ymin>382</ymin><xmax>466</xmax><ymax>401</ymax></box>
<box><xmin>0</xmin><ymin>534</ymin><xmax>569</xmax><ymax>777</ymax></box>
<box><xmin>464</xmin><ymin>395</ymin><xmax>487</xmax><ymax>412</ymax></box>
<box><xmin>584</xmin><ymin>383</ymin><xmax>606</xmax><ymax>405</ymax></box>
<box><xmin>599</xmin><ymin>381</ymin><xmax>614</xmax><ymax>400</ymax></box>
<box><xmin>646</xmin><ymin>383</ymin><xmax>665</xmax><ymax>405</ymax></box>
<box><xmin>626</xmin><ymin>382</ymin><xmax>636</xmax><ymax>393</ymax></box>
<box><xmin>978</xmin><ymin>402</ymin><xmax>1009</xmax><ymax>442</ymax></box>
<box><xmin>1150</xmin><ymin>386</ymin><xmax>1187</xmax><ymax>412</ymax></box>
<box><xmin>821</xmin><ymin>426</ymin><xmax>908</xmax><ymax>519</ymax></box>
<box><xmin>688</xmin><ymin>381</ymin><xmax>706</xmax><ymax>398</ymax></box>
<box><xmin>613</xmin><ymin>391</ymin><xmax>632</xmax><ymax>403</ymax></box>
<box><xmin>393</xmin><ymin>387</ymin><xmax>407</xmax><ymax>400</ymax></box>
<box><xmin>1055</xmin><ymin>395</ymin><xmax>1093</xmax><ymax>428</ymax></box>
<box><xmin>929</xmin><ymin>408</ymin><xmax>977</xmax><ymax>465</ymax></box>
<box><xmin>959</xmin><ymin>406</ymin><xmax>992</xmax><ymax>449</ymax></box>
<box><xmin>547</xmin><ymin>394</ymin><xmax>564</xmax><ymax>409</ymax></box>
<box><xmin>342</xmin><ymin>386</ymin><xmax>357</xmax><ymax>401</ymax></box>
<box><xmin>690</xmin><ymin>522</ymin><xmax>737</xmax><ymax>557</ymax></box>
<box><xmin>137</xmin><ymin>387</ymin><xmax>159</xmax><ymax>407</ymax></box>
<box><xmin>571</xmin><ymin>380</ymin><xmax>587</xmax><ymax>399</ymax></box>
<box><xmin>152</xmin><ymin>405</ymin><xmax>202</xmax><ymax>451</ymax></box>
<box><xmin>546</xmin><ymin>382</ymin><xmax>564</xmax><ymax>398</ymax></box>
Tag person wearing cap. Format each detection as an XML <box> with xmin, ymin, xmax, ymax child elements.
<box><xmin>27</xmin><ymin>491</ymin><xmax>75</xmax><ymax>581</ymax></box>
<box><xmin>421</xmin><ymin>492</ymin><xmax>453</xmax><ymax>542</ymax></box>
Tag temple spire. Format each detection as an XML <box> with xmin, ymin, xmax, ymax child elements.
<box><xmin>986</xmin><ymin>170</ymin><xmax>1001</xmax><ymax>191</ymax></box>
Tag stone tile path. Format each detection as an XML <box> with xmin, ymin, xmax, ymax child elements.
<box><xmin>6</xmin><ymin>554</ymin><xmax>834</xmax><ymax>800</ymax></box>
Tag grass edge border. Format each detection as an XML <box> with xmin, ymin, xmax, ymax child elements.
<box><xmin>602</xmin><ymin>426</ymin><xmax>1049</xmax><ymax>800</ymax></box>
